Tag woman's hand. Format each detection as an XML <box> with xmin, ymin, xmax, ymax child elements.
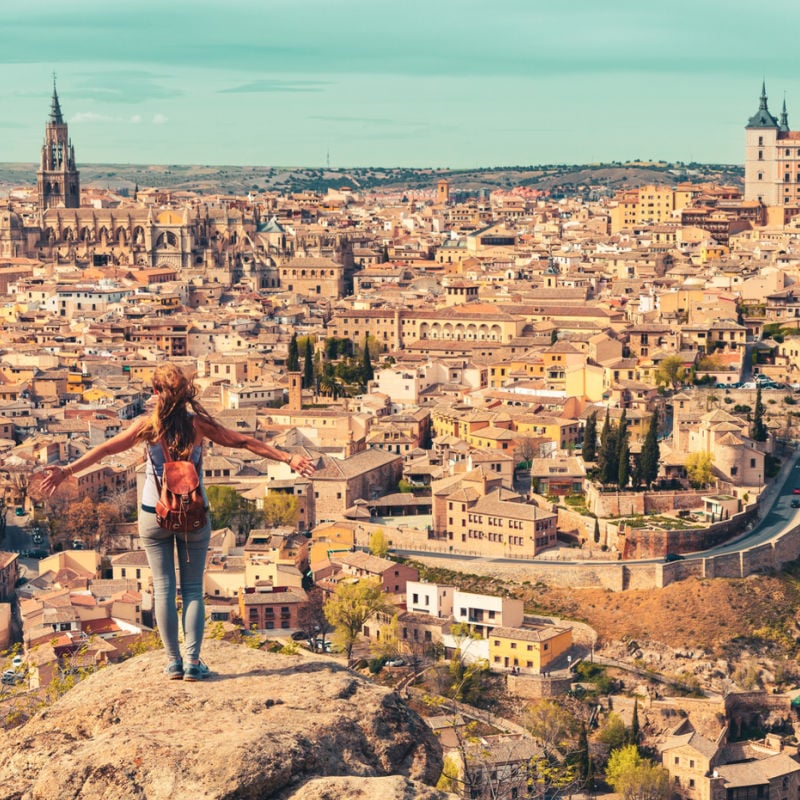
<box><xmin>40</xmin><ymin>465</ymin><xmax>72</xmax><ymax>496</ymax></box>
<box><xmin>287</xmin><ymin>453</ymin><xmax>316</xmax><ymax>478</ymax></box>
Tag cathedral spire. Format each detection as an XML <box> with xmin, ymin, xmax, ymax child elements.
<box><xmin>49</xmin><ymin>73</ymin><xmax>64</xmax><ymax>125</ymax></box>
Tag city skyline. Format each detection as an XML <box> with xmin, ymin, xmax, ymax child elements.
<box><xmin>0</xmin><ymin>1</ymin><xmax>799</xmax><ymax>169</ymax></box>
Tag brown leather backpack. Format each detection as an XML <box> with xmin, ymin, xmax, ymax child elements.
<box><xmin>151</xmin><ymin>442</ymin><xmax>207</xmax><ymax>534</ymax></box>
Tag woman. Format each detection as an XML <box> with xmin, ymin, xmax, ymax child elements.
<box><xmin>41</xmin><ymin>363</ymin><xmax>315</xmax><ymax>681</ymax></box>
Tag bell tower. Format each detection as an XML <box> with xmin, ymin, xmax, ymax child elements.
<box><xmin>37</xmin><ymin>77</ymin><xmax>80</xmax><ymax>215</ymax></box>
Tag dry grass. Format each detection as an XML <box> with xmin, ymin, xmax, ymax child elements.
<box><xmin>415</xmin><ymin>562</ymin><xmax>800</xmax><ymax>658</ymax></box>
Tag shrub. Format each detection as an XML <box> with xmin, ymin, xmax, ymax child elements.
<box><xmin>368</xmin><ymin>656</ymin><xmax>386</xmax><ymax>674</ymax></box>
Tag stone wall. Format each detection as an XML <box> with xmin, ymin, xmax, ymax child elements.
<box><xmin>414</xmin><ymin>523</ymin><xmax>800</xmax><ymax>593</ymax></box>
<box><xmin>506</xmin><ymin>673</ymin><xmax>572</xmax><ymax>699</ymax></box>
<box><xmin>585</xmin><ymin>484</ymin><xmax>708</xmax><ymax>518</ymax></box>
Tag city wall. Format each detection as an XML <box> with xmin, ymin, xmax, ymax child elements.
<box><xmin>409</xmin><ymin>522</ymin><xmax>800</xmax><ymax>593</ymax></box>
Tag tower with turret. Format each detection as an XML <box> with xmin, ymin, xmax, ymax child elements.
<box><xmin>37</xmin><ymin>78</ymin><xmax>80</xmax><ymax>216</ymax></box>
<box><xmin>744</xmin><ymin>82</ymin><xmax>800</xmax><ymax>206</ymax></box>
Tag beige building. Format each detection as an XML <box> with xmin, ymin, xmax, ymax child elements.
<box><xmin>432</xmin><ymin>466</ymin><xmax>558</xmax><ymax>558</ymax></box>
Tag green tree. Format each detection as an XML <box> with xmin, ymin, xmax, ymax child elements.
<box><xmin>361</xmin><ymin>335</ymin><xmax>374</xmax><ymax>383</ymax></box>
<box><xmin>617</xmin><ymin>412</ymin><xmax>630</xmax><ymax>489</ymax></box>
<box><xmin>206</xmin><ymin>485</ymin><xmax>266</xmax><ymax>537</ymax></box>
<box><xmin>303</xmin><ymin>337</ymin><xmax>314</xmax><ymax>389</ymax></box>
<box><xmin>598</xmin><ymin>412</ymin><xmax>618</xmax><ymax>486</ymax></box>
<box><xmin>630</xmin><ymin>696</ymin><xmax>640</xmax><ymax>744</ymax></box>
<box><xmin>524</xmin><ymin>699</ymin><xmax>578</xmax><ymax>759</ymax></box>
<box><xmin>752</xmin><ymin>385</ymin><xmax>768</xmax><ymax>441</ymax></box>
<box><xmin>369</xmin><ymin>528</ymin><xmax>390</xmax><ymax>557</ymax></box>
<box><xmin>593</xmin><ymin>518</ymin><xmax>600</xmax><ymax>544</ymax></box>
<box><xmin>638</xmin><ymin>409</ymin><xmax>660</xmax><ymax>488</ymax></box>
<box><xmin>597</xmin><ymin>712</ymin><xmax>628</xmax><ymax>750</ymax></box>
<box><xmin>685</xmin><ymin>451</ymin><xmax>714</xmax><ymax>488</ymax></box>
<box><xmin>324</xmin><ymin>578</ymin><xmax>394</xmax><ymax>660</ymax></box>
<box><xmin>583</xmin><ymin>412</ymin><xmax>597</xmax><ymax>463</ymax></box>
<box><xmin>655</xmin><ymin>354</ymin><xmax>686</xmax><ymax>389</ymax></box>
<box><xmin>287</xmin><ymin>333</ymin><xmax>300</xmax><ymax>372</ymax></box>
<box><xmin>261</xmin><ymin>493</ymin><xmax>299</xmax><ymax>527</ymax></box>
<box><xmin>370</xmin><ymin>615</ymin><xmax>401</xmax><ymax>660</ymax></box>
<box><xmin>606</xmin><ymin>744</ymin><xmax>669</xmax><ymax>800</ymax></box>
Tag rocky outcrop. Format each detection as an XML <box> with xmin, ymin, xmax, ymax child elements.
<box><xmin>0</xmin><ymin>640</ymin><xmax>454</xmax><ymax>800</ymax></box>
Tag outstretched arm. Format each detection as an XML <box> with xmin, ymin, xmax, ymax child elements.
<box><xmin>195</xmin><ymin>417</ymin><xmax>315</xmax><ymax>478</ymax></box>
<box><xmin>40</xmin><ymin>420</ymin><xmax>145</xmax><ymax>496</ymax></box>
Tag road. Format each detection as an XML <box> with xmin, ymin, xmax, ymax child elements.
<box><xmin>2</xmin><ymin>508</ymin><xmax>47</xmax><ymax>577</ymax></box>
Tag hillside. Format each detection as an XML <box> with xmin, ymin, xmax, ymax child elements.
<box><xmin>415</xmin><ymin>563</ymin><xmax>800</xmax><ymax>659</ymax></box>
<box><xmin>0</xmin><ymin>161</ymin><xmax>743</xmax><ymax>198</ymax></box>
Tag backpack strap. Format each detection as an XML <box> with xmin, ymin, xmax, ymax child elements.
<box><xmin>160</xmin><ymin>440</ymin><xmax>174</xmax><ymax>464</ymax></box>
<box><xmin>147</xmin><ymin>444</ymin><xmax>163</xmax><ymax>495</ymax></box>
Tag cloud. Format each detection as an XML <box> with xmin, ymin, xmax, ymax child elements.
<box><xmin>153</xmin><ymin>113</ymin><xmax>168</xmax><ymax>125</ymax></box>
<box><xmin>71</xmin><ymin>111</ymin><xmax>113</xmax><ymax>124</ymax></box>
<box><xmin>130</xmin><ymin>114</ymin><xmax>142</xmax><ymax>124</ymax></box>
<box><xmin>219</xmin><ymin>79</ymin><xmax>329</xmax><ymax>94</ymax></box>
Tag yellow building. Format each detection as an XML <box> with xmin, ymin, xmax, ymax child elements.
<box><xmin>609</xmin><ymin>184</ymin><xmax>687</xmax><ymax>232</ymax></box>
<box><xmin>488</xmin><ymin>623</ymin><xmax>572</xmax><ymax>674</ymax></box>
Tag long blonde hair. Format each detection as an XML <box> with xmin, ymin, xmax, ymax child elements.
<box><xmin>135</xmin><ymin>363</ymin><xmax>216</xmax><ymax>458</ymax></box>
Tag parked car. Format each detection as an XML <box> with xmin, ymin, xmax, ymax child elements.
<box><xmin>664</xmin><ymin>553</ymin><xmax>685</xmax><ymax>563</ymax></box>
<box><xmin>11</xmin><ymin>655</ymin><xmax>22</xmax><ymax>668</ymax></box>
<box><xmin>14</xmin><ymin>507</ymin><xmax>24</xmax><ymax>516</ymax></box>
<box><xmin>1</xmin><ymin>669</ymin><xmax>23</xmax><ymax>685</ymax></box>
<box><xmin>291</xmin><ymin>630</ymin><xmax>309</xmax><ymax>641</ymax></box>
<box><xmin>791</xmin><ymin>498</ymin><xmax>800</xmax><ymax>508</ymax></box>
<box><xmin>793</xmin><ymin>487</ymin><xmax>800</xmax><ymax>495</ymax></box>
<box><xmin>385</xmin><ymin>657</ymin><xmax>405</xmax><ymax>667</ymax></box>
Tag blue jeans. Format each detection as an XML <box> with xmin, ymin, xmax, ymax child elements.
<box><xmin>139</xmin><ymin>509</ymin><xmax>211</xmax><ymax>664</ymax></box>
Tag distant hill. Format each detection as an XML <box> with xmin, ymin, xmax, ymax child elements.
<box><xmin>0</xmin><ymin>161</ymin><xmax>743</xmax><ymax>198</ymax></box>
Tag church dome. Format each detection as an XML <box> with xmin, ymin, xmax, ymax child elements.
<box><xmin>0</xmin><ymin>208</ymin><xmax>23</xmax><ymax>232</ymax></box>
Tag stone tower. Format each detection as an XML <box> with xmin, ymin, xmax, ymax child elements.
<box><xmin>37</xmin><ymin>78</ymin><xmax>80</xmax><ymax>216</ymax></box>
<box><xmin>436</xmin><ymin>179</ymin><xmax>450</xmax><ymax>206</ymax></box>
<box><xmin>287</xmin><ymin>371</ymin><xmax>303</xmax><ymax>411</ymax></box>
<box><xmin>744</xmin><ymin>82</ymin><xmax>783</xmax><ymax>206</ymax></box>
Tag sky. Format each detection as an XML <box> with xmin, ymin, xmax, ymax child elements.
<box><xmin>0</xmin><ymin>0</ymin><xmax>799</xmax><ymax>169</ymax></box>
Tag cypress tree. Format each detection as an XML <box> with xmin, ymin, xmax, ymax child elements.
<box><xmin>303</xmin><ymin>338</ymin><xmax>314</xmax><ymax>389</ymax></box>
<box><xmin>752</xmin><ymin>385</ymin><xmax>768</xmax><ymax>441</ymax></box>
<box><xmin>593</xmin><ymin>517</ymin><xmax>600</xmax><ymax>544</ymax></box>
<box><xmin>361</xmin><ymin>336</ymin><xmax>374</xmax><ymax>383</ymax></box>
<box><xmin>287</xmin><ymin>333</ymin><xmax>299</xmax><ymax>372</ymax></box>
<box><xmin>583</xmin><ymin>412</ymin><xmax>597</xmax><ymax>463</ymax></box>
<box><xmin>630</xmin><ymin>696</ymin><xmax>640</xmax><ymax>744</ymax></box>
<box><xmin>639</xmin><ymin>409</ymin><xmax>660</xmax><ymax>488</ymax></box>
<box><xmin>598</xmin><ymin>411</ymin><xmax>618</xmax><ymax>485</ymax></box>
<box><xmin>617</xmin><ymin>431</ymin><xmax>630</xmax><ymax>489</ymax></box>
<box><xmin>616</xmin><ymin>410</ymin><xmax>629</xmax><ymax>489</ymax></box>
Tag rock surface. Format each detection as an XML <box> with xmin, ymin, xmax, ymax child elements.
<box><xmin>0</xmin><ymin>640</ymin><xmax>454</xmax><ymax>800</ymax></box>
